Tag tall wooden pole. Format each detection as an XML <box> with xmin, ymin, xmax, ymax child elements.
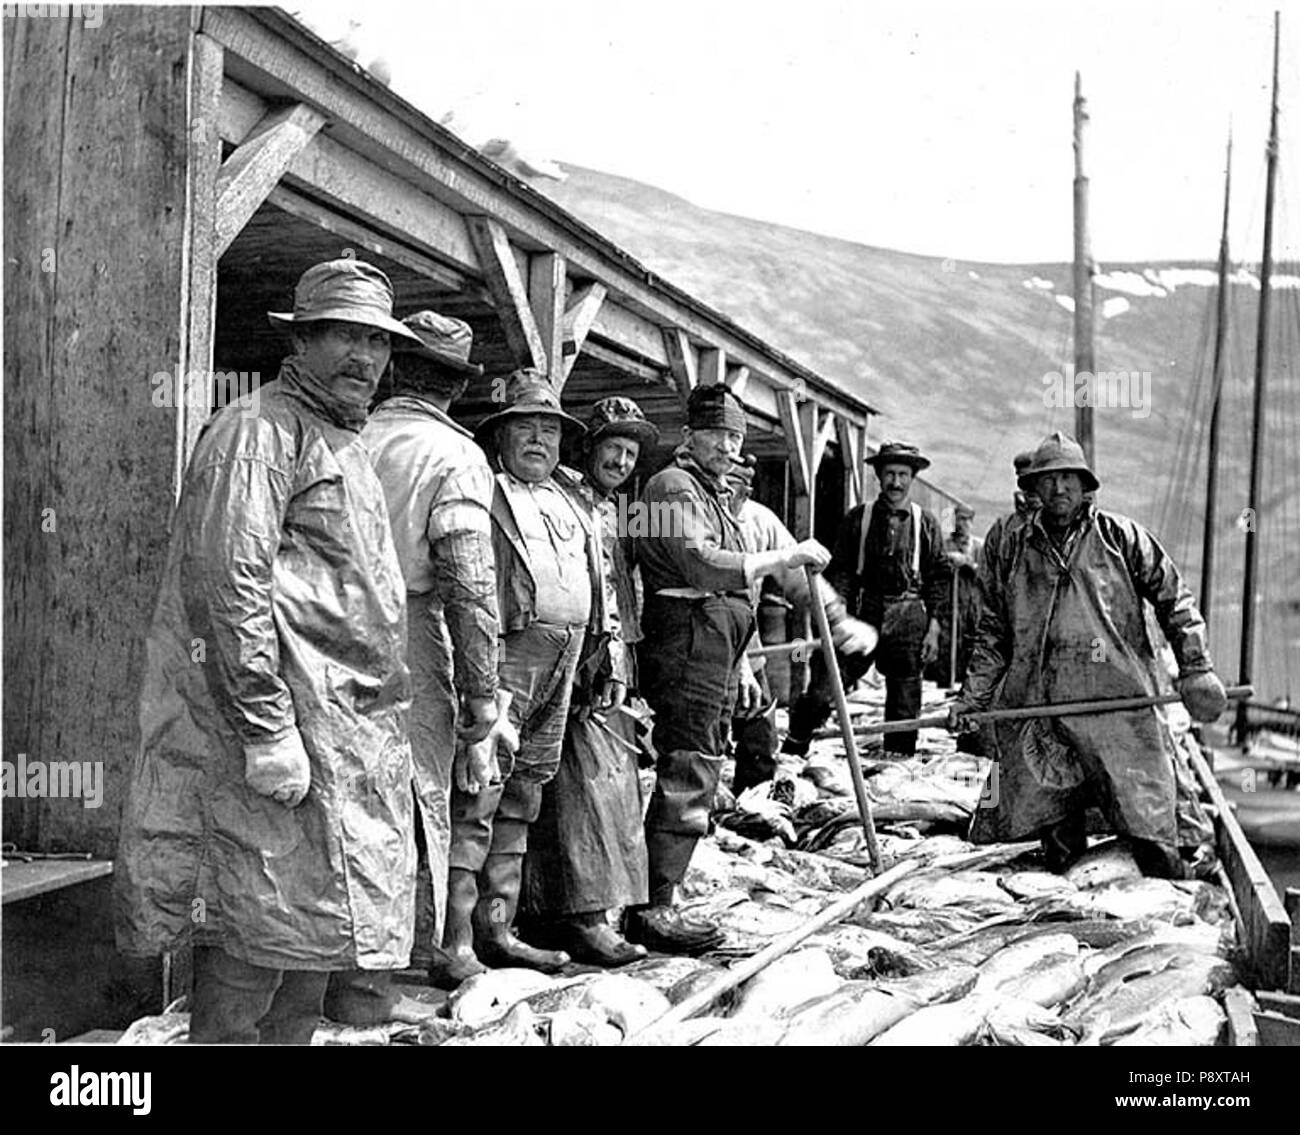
<box><xmin>1073</xmin><ymin>72</ymin><xmax>1096</xmax><ymax>467</ymax></box>
<box><xmin>1200</xmin><ymin>133</ymin><xmax>1232</xmax><ymax>623</ymax></box>
<box><xmin>1238</xmin><ymin>12</ymin><xmax>1280</xmax><ymax>740</ymax></box>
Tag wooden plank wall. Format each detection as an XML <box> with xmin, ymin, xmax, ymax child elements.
<box><xmin>2</xmin><ymin>8</ymin><xmax>194</xmax><ymax>856</ymax></box>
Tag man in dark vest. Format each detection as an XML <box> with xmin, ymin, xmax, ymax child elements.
<box><xmin>784</xmin><ymin>440</ymin><xmax>952</xmax><ymax>757</ymax></box>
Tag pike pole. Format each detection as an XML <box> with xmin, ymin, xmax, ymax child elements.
<box><xmin>857</xmin><ymin>684</ymin><xmax>1255</xmax><ymax>736</ymax></box>
<box><xmin>949</xmin><ymin>569</ymin><xmax>960</xmax><ymax>691</ymax></box>
<box><xmin>804</xmin><ymin>565</ymin><xmax>882</xmax><ymax>872</ymax></box>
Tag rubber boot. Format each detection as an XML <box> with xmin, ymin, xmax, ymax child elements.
<box><xmin>473</xmin><ymin>853</ymin><xmax>570</xmax><ymax>974</ymax></box>
<box><xmin>427</xmin><ymin>867</ymin><xmax>487</xmax><ymax>990</ymax></box>
<box><xmin>1040</xmin><ymin>813</ymin><xmax>1088</xmax><ymax>874</ymax></box>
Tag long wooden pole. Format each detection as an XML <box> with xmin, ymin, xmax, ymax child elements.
<box><xmin>804</xmin><ymin>565</ymin><xmax>882</xmax><ymax>872</ymax></box>
<box><xmin>858</xmin><ymin>684</ymin><xmax>1254</xmax><ymax>736</ymax></box>
<box><xmin>948</xmin><ymin>570</ymin><xmax>960</xmax><ymax>690</ymax></box>
<box><xmin>625</xmin><ymin>857</ymin><xmax>920</xmax><ymax>1042</ymax></box>
<box><xmin>1073</xmin><ymin>71</ymin><xmax>1096</xmax><ymax>467</ymax></box>
<box><xmin>1200</xmin><ymin>132</ymin><xmax>1233</xmax><ymax>623</ymax></box>
<box><xmin>1238</xmin><ymin>12</ymin><xmax>1280</xmax><ymax>741</ymax></box>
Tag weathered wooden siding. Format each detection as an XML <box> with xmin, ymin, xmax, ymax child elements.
<box><xmin>3</xmin><ymin>7</ymin><xmax>194</xmax><ymax>856</ymax></box>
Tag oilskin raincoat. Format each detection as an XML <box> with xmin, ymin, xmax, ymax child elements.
<box><xmin>116</xmin><ymin>358</ymin><xmax>414</xmax><ymax>971</ymax></box>
<box><xmin>963</xmin><ymin>502</ymin><xmax>1213</xmax><ymax>852</ymax></box>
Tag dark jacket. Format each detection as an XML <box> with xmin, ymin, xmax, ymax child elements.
<box><xmin>827</xmin><ymin>498</ymin><xmax>952</xmax><ymax>626</ymax></box>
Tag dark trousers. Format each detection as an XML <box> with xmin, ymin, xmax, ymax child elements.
<box><xmin>787</xmin><ymin>597</ymin><xmax>928</xmax><ymax>755</ymax></box>
<box><xmin>731</xmin><ymin>665</ymin><xmax>778</xmax><ymax>795</ymax></box>
<box><xmin>190</xmin><ymin>945</ymin><xmax>330</xmax><ymax>1045</ymax></box>
<box><xmin>641</xmin><ymin>594</ymin><xmax>755</xmax><ymax>840</ymax></box>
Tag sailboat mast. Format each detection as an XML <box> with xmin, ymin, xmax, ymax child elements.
<box><xmin>1238</xmin><ymin>12</ymin><xmax>1281</xmax><ymax>732</ymax></box>
<box><xmin>1073</xmin><ymin>71</ymin><xmax>1096</xmax><ymax>466</ymax></box>
<box><xmin>1200</xmin><ymin>134</ymin><xmax>1232</xmax><ymax>622</ymax></box>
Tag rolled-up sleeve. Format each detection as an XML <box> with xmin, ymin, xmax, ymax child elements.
<box><xmin>427</xmin><ymin>463</ymin><xmax>500</xmax><ymax>700</ymax></box>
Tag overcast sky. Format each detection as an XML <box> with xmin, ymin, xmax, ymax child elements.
<box><xmin>295</xmin><ymin>0</ymin><xmax>1299</xmax><ymax>265</ymax></box>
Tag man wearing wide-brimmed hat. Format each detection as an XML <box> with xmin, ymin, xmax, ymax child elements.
<box><xmin>117</xmin><ymin>259</ymin><xmax>423</xmax><ymax>1043</ymax></box>
<box><xmin>521</xmin><ymin>396</ymin><xmax>659</xmax><ymax>966</ymax></box>
<box><xmin>324</xmin><ymin>310</ymin><xmax>511</xmax><ymax>1012</ymax></box>
<box><xmin>628</xmin><ymin>383</ymin><xmax>831</xmax><ymax>953</ymax></box>
<box><xmin>950</xmin><ymin>431</ymin><xmax>1228</xmax><ymax>878</ymax></box>
<box><xmin>441</xmin><ymin>369</ymin><xmax>609</xmax><ymax>978</ymax></box>
<box><xmin>785</xmin><ymin>439</ymin><xmax>953</xmax><ymax>758</ymax></box>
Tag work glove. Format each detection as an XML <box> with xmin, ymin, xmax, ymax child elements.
<box><xmin>945</xmin><ymin>699</ymin><xmax>980</xmax><ymax>735</ymax></box>
<box><xmin>783</xmin><ymin>539</ymin><xmax>831</xmax><ymax>573</ymax></box>
<box><xmin>832</xmin><ymin>614</ymin><xmax>879</xmax><ymax>656</ymax></box>
<box><xmin>245</xmin><ymin>730</ymin><xmax>312</xmax><ymax>807</ymax></box>
<box><xmin>920</xmin><ymin>621</ymin><xmax>941</xmax><ymax>665</ymax></box>
<box><xmin>459</xmin><ymin>693</ymin><xmax>500</xmax><ymax>745</ymax></box>
<box><xmin>1179</xmin><ymin>670</ymin><xmax>1228</xmax><ymax>723</ymax></box>
<box><xmin>455</xmin><ymin>691</ymin><xmax>518</xmax><ymax>793</ymax></box>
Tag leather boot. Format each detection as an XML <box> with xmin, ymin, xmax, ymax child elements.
<box><xmin>473</xmin><ymin>854</ymin><xmax>570</xmax><ymax>974</ymax></box>
<box><xmin>427</xmin><ymin>867</ymin><xmax>487</xmax><ymax>990</ymax></box>
<box><xmin>548</xmin><ymin>910</ymin><xmax>647</xmax><ymax>968</ymax></box>
<box><xmin>623</xmin><ymin>830</ymin><xmax>724</xmax><ymax>955</ymax></box>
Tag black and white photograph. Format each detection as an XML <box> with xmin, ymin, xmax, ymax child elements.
<box><xmin>2</xmin><ymin>0</ymin><xmax>1298</xmax><ymax>1086</ymax></box>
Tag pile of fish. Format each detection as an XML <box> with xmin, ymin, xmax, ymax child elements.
<box><xmin>114</xmin><ymin>681</ymin><xmax>1256</xmax><ymax>1046</ymax></box>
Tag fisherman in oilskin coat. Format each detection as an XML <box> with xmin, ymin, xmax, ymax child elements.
<box><xmin>627</xmin><ymin>383</ymin><xmax>830</xmax><ymax>953</ymax></box>
<box><xmin>521</xmin><ymin>396</ymin><xmax>659</xmax><ymax>966</ymax></box>
<box><xmin>116</xmin><ymin>260</ymin><xmax>422</xmax><ymax>1044</ymax></box>
<box><xmin>948</xmin><ymin>432</ymin><xmax>1228</xmax><ymax>877</ymax></box>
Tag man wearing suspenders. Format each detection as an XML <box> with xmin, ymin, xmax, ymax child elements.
<box><xmin>784</xmin><ymin>441</ymin><xmax>953</xmax><ymax>757</ymax></box>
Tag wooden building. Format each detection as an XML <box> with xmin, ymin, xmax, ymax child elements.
<box><xmin>2</xmin><ymin>6</ymin><xmax>965</xmax><ymax>1036</ymax></box>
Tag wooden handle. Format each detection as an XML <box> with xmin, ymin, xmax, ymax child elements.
<box><xmin>858</xmin><ymin>684</ymin><xmax>1255</xmax><ymax>735</ymax></box>
<box><xmin>804</xmin><ymin>566</ymin><xmax>881</xmax><ymax>872</ymax></box>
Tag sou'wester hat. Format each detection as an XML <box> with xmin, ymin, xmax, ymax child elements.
<box><xmin>1018</xmin><ymin>431</ymin><xmax>1100</xmax><ymax>492</ymax></box>
<box><xmin>866</xmin><ymin>440</ymin><xmax>931</xmax><ymax>472</ymax></box>
<box><xmin>267</xmin><ymin>259</ymin><xmax>421</xmax><ymax>344</ymax></box>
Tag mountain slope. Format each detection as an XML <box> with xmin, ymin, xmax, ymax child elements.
<box><xmin>535</xmin><ymin>163</ymin><xmax>1300</xmax><ymax>698</ymax></box>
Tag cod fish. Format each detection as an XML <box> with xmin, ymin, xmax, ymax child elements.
<box><xmin>548</xmin><ymin>1007</ymin><xmax>624</xmax><ymax>1047</ymax></box>
<box><xmin>696</xmin><ymin>1019</ymin><xmax>789</xmax><ymax>1046</ymax></box>
<box><xmin>729</xmin><ymin>948</ymin><xmax>842</xmax><ymax>1021</ymax></box>
<box><xmin>869</xmin><ymin>997</ymin><xmax>992</xmax><ymax>1046</ymax></box>
<box><xmin>558</xmin><ymin>973</ymin><xmax>672</xmax><ymax>1036</ymax></box>
<box><xmin>975</xmin><ymin>933</ymin><xmax>1080</xmax><ymax>993</ymax></box>
<box><xmin>996</xmin><ymin>953</ymin><xmax>1087</xmax><ymax>1009</ymax></box>
<box><xmin>447</xmin><ymin>968</ymin><xmax>560</xmax><ymax>1027</ymax></box>
<box><xmin>622</xmin><ymin>956</ymin><xmax>721</xmax><ymax>999</ymax></box>
<box><xmin>778</xmin><ymin>965</ymin><xmax>978</xmax><ymax>1047</ymax></box>
<box><xmin>981</xmin><ymin>997</ymin><xmax>1073</xmax><ymax>1046</ymax></box>
<box><xmin>620</xmin><ymin>1017</ymin><xmax>727</xmax><ymax>1047</ymax></box>
<box><xmin>767</xmin><ymin>847</ymin><xmax>871</xmax><ymax>892</ymax></box>
<box><xmin>439</xmin><ymin>1002</ymin><xmax>545</xmax><ymax>1046</ymax></box>
<box><xmin>808</xmin><ymin>924</ymin><xmax>938</xmax><ymax>979</ymax></box>
<box><xmin>849</xmin><ymin>906</ymin><xmax>985</xmax><ymax>945</ymax></box>
<box><xmin>1063</xmin><ymin>954</ymin><xmax>1236</xmax><ymax>1043</ymax></box>
<box><xmin>117</xmin><ymin>1011</ymin><xmax>190</xmax><ymax>1046</ymax></box>
<box><xmin>1111</xmin><ymin>995</ymin><xmax>1225</xmax><ymax>1047</ymax></box>
<box><xmin>999</xmin><ymin>870</ymin><xmax>1079</xmax><ymax>901</ymax></box>
<box><xmin>1065</xmin><ymin>839</ymin><xmax>1142</xmax><ymax>889</ymax></box>
<box><xmin>885</xmin><ymin>870</ymin><xmax>1019</xmax><ymax>918</ymax></box>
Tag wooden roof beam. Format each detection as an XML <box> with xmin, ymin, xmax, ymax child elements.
<box><xmin>836</xmin><ymin>414</ymin><xmax>864</xmax><ymax>504</ymax></box>
<box><xmin>561</xmin><ymin>282</ymin><xmax>607</xmax><ymax>382</ymax></box>
<box><xmin>204</xmin><ymin>8</ymin><xmax>875</xmax><ymax>426</ymax></box>
<box><xmin>528</xmin><ymin>251</ymin><xmax>566</xmax><ymax>386</ymax></box>
<box><xmin>727</xmin><ymin>364</ymin><xmax>751</xmax><ymax>402</ymax></box>
<box><xmin>698</xmin><ymin>347</ymin><xmax>726</xmax><ymax>388</ymax></box>
<box><xmin>811</xmin><ymin>407</ymin><xmax>839</xmax><ymax>473</ymax></box>
<box><xmin>214</xmin><ymin>102</ymin><xmax>325</xmax><ymax>258</ymax></box>
<box><xmin>777</xmin><ymin>390</ymin><xmax>810</xmax><ymax>498</ymax></box>
<box><xmin>662</xmin><ymin>328</ymin><xmax>698</xmax><ymax>412</ymax></box>
<box><xmin>467</xmin><ymin>216</ymin><xmax>547</xmax><ymax>374</ymax></box>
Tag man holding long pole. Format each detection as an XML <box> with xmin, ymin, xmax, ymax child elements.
<box><xmin>947</xmin><ymin>432</ymin><xmax>1228</xmax><ymax>877</ymax></box>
